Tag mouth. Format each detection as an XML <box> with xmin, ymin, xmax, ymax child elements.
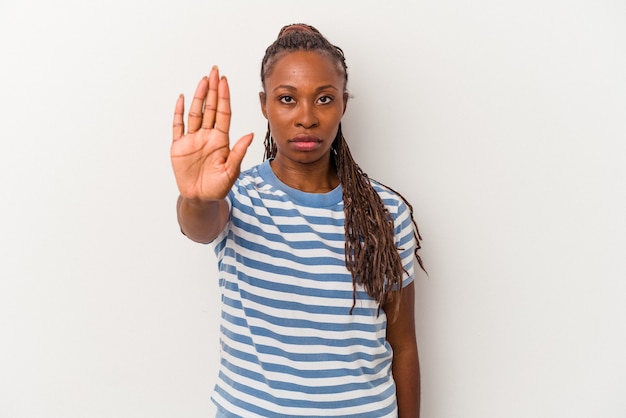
<box><xmin>290</xmin><ymin>134</ymin><xmax>322</xmax><ymax>143</ymax></box>
<box><xmin>289</xmin><ymin>134</ymin><xmax>322</xmax><ymax>151</ymax></box>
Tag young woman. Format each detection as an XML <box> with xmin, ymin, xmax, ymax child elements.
<box><xmin>171</xmin><ymin>23</ymin><xmax>424</xmax><ymax>418</ymax></box>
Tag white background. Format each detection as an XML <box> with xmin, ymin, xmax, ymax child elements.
<box><xmin>1</xmin><ymin>0</ymin><xmax>625</xmax><ymax>417</ymax></box>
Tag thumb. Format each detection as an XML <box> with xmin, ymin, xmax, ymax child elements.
<box><xmin>227</xmin><ymin>133</ymin><xmax>254</xmax><ymax>171</ymax></box>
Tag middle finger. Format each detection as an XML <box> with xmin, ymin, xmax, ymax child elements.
<box><xmin>202</xmin><ymin>66</ymin><xmax>220</xmax><ymax>130</ymax></box>
<box><xmin>187</xmin><ymin>76</ymin><xmax>209</xmax><ymax>134</ymax></box>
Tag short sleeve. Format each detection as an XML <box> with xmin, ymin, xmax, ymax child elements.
<box><xmin>394</xmin><ymin>199</ymin><xmax>417</xmax><ymax>289</ymax></box>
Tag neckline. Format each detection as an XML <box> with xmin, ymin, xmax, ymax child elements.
<box><xmin>258</xmin><ymin>160</ymin><xmax>343</xmax><ymax>208</ymax></box>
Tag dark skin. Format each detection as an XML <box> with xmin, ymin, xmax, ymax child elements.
<box><xmin>172</xmin><ymin>52</ymin><xmax>420</xmax><ymax>417</ymax></box>
<box><xmin>259</xmin><ymin>51</ymin><xmax>346</xmax><ymax>193</ymax></box>
<box><xmin>385</xmin><ymin>282</ymin><xmax>421</xmax><ymax>417</ymax></box>
<box><xmin>172</xmin><ymin>66</ymin><xmax>252</xmax><ymax>243</ymax></box>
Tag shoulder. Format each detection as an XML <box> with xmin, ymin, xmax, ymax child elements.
<box><xmin>368</xmin><ymin>178</ymin><xmax>417</xmax><ymax>241</ymax></box>
<box><xmin>228</xmin><ymin>161</ymin><xmax>290</xmax><ymax>210</ymax></box>
<box><xmin>237</xmin><ymin>162</ymin><xmax>264</xmax><ymax>184</ymax></box>
<box><xmin>232</xmin><ymin>162</ymin><xmax>273</xmax><ymax>195</ymax></box>
<box><xmin>368</xmin><ymin>178</ymin><xmax>410</xmax><ymax>215</ymax></box>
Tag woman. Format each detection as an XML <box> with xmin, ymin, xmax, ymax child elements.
<box><xmin>171</xmin><ymin>23</ymin><xmax>424</xmax><ymax>418</ymax></box>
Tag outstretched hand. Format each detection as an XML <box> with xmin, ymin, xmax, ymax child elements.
<box><xmin>171</xmin><ymin>66</ymin><xmax>253</xmax><ymax>202</ymax></box>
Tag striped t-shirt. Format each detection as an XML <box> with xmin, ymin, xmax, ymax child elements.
<box><xmin>210</xmin><ymin>160</ymin><xmax>417</xmax><ymax>418</ymax></box>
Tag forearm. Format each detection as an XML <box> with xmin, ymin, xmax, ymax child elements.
<box><xmin>385</xmin><ymin>282</ymin><xmax>420</xmax><ymax>417</ymax></box>
<box><xmin>393</xmin><ymin>346</ymin><xmax>421</xmax><ymax>418</ymax></box>
<box><xmin>176</xmin><ymin>195</ymin><xmax>229</xmax><ymax>243</ymax></box>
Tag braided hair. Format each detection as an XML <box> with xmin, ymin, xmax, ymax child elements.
<box><xmin>260</xmin><ymin>24</ymin><xmax>425</xmax><ymax>316</ymax></box>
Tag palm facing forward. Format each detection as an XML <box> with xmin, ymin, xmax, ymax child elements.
<box><xmin>171</xmin><ymin>66</ymin><xmax>253</xmax><ymax>201</ymax></box>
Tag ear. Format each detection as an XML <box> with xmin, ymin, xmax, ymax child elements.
<box><xmin>259</xmin><ymin>91</ymin><xmax>268</xmax><ymax>119</ymax></box>
<box><xmin>342</xmin><ymin>92</ymin><xmax>349</xmax><ymax>115</ymax></box>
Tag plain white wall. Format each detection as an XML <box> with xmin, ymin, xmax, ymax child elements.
<box><xmin>1</xmin><ymin>0</ymin><xmax>624</xmax><ymax>417</ymax></box>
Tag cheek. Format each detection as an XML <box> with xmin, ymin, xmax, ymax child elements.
<box><xmin>266</xmin><ymin>107</ymin><xmax>292</xmax><ymax>127</ymax></box>
<box><xmin>326</xmin><ymin>109</ymin><xmax>344</xmax><ymax>127</ymax></box>
<box><xmin>267</xmin><ymin>113</ymin><xmax>287</xmax><ymax>137</ymax></box>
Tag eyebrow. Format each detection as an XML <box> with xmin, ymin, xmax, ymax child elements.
<box><xmin>272</xmin><ymin>84</ymin><xmax>339</xmax><ymax>93</ymax></box>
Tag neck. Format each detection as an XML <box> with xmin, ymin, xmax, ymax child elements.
<box><xmin>270</xmin><ymin>155</ymin><xmax>339</xmax><ymax>193</ymax></box>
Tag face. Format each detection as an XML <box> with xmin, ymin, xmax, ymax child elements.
<box><xmin>260</xmin><ymin>51</ymin><xmax>348</xmax><ymax>168</ymax></box>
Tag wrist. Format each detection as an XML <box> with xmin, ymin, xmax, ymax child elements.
<box><xmin>180</xmin><ymin>195</ymin><xmax>224</xmax><ymax>208</ymax></box>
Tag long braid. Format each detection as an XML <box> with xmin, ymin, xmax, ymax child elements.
<box><xmin>261</xmin><ymin>24</ymin><xmax>425</xmax><ymax>317</ymax></box>
<box><xmin>263</xmin><ymin>122</ymin><xmax>276</xmax><ymax>161</ymax></box>
<box><xmin>333</xmin><ymin>126</ymin><xmax>404</xmax><ymax>315</ymax></box>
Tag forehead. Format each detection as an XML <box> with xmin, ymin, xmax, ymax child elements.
<box><xmin>265</xmin><ymin>50</ymin><xmax>345</xmax><ymax>89</ymax></box>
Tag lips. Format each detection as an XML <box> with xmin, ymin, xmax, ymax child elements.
<box><xmin>289</xmin><ymin>134</ymin><xmax>322</xmax><ymax>151</ymax></box>
<box><xmin>290</xmin><ymin>134</ymin><xmax>322</xmax><ymax>143</ymax></box>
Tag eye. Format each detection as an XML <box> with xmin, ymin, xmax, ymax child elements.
<box><xmin>279</xmin><ymin>95</ymin><xmax>295</xmax><ymax>104</ymax></box>
<box><xmin>317</xmin><ymin>95</ymin><xmax>334</xmax><ymax>105</ymax></box>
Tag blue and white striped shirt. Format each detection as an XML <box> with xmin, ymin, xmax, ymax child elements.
<box><xmin>210</xmin><ymin>160</ymin><xmax>416</xmax><ymax>418</ymax></box>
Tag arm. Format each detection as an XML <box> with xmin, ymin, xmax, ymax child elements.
<box><xmin>385</xmin><ymin>281</ymin><xmax>420</xmax><ymax>418</ymax></box>
<box><xmin>176</xmin><ymin>196</ymin><xmax>229</xmax><ymax>244</ymax></box>
<box><xmin>171</xmin><ymin>66</ymin><xmax>253</xmax><ymax>242</ymax></box>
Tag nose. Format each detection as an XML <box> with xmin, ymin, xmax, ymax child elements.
<box><xmin>295</xmin><ymin>102</ymin><xmax>319</xmax><ymax>129</ymax></box>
